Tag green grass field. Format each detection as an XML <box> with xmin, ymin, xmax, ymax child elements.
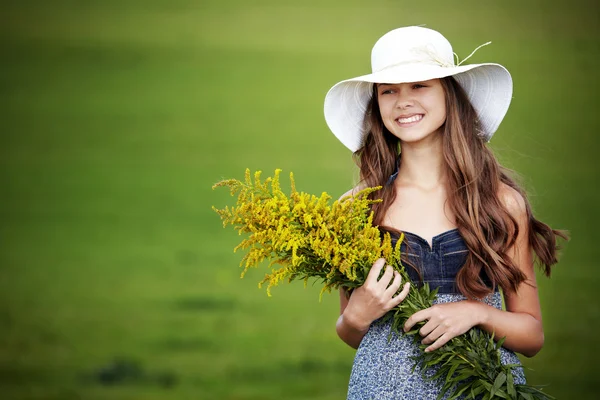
<box><xmin>1</xmin><ymin>0</ymin><xmax>599</xmax><ymax>399</ymax></box>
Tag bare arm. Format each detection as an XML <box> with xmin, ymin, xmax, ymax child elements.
<box><xmin>473</xmin><ymin>186</ymin><xmax>544</xmax><ymax>357</ymax></box>
<box><xmin>336</xmin><ymin>288</ymin><xmax>369</xmax><ymax>349</ymax></box>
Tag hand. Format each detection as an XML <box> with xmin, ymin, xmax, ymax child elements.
<box><xmin>343</xmin><ymin>258</ymin><xmax>411</xmax><ymax>332</ymax></box>
<box><xmin>403</xmin><ymin>301</ymin><xmax>484</xmax><ymax>352</ymax></box>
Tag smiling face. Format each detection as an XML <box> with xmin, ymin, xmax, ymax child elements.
<box><xmin>376</xmin><ymin>78</ymin><xmax>447</xmax><ymax>144</ymax></box>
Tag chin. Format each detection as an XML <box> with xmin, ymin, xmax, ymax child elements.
<box><xmin>396</xmin><ymin>131</ymin><xmax>441</xmax><ymax>144</ymax></box>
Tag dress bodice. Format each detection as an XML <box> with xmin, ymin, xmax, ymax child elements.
<box><xmin>391</xmin><ymin>229</ymin><xmax>496</xmax><ymax>295</ymax></box>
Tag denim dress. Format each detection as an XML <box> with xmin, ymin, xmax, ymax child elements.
<box><xmin>346</xmin><ymin>229</ymin><xmax>526</xmax><ymax>400</ymax></box>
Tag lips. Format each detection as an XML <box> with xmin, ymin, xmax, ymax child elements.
<box><xmin>396</xmin><ymin>114</ymin><xmax>423</xmax><ymax>124</ymax></box>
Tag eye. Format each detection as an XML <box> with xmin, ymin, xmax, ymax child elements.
<box><xmin>412</xmin><ymin>83</ymin><xmax>426</xmax><ymax>89</ymax></box>
<box><xmin>380</xmin><ymin>88</ymin><xmax>394</xmax><ymax>95</ymax></box>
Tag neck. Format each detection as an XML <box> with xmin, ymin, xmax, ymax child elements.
<box><xmin>396</xmin><ymin>135</ymin><xmax>446</xmax><ymax>188</ymax></box>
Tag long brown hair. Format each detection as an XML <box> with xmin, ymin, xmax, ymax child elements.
<box><xmin>355</xmin><ymin>77</ymin><xmax>568</xmax><ymax>299</ymax></box>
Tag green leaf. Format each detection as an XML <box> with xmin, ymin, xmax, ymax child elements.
<box><xmin>496</xmin><ymin>336</ymin><xmax>506</xmax><ymax>349</ymax></box>
<box><xmin>506</xmin><ymin>371</ymin><xmax>516</xmax><ymax>398</ymax></box>
<box><xmin>448</xmin><ymin>381</ymin><xmax>472</xmax><ymax>400</ymax></box>
<box><xmin>446</xmin><ymin>363</ymin><xmax>460</xmax><ymax>381</ymax></box>
<box><xmin>521</xmin><ymin>393</ymin><xmax>533</xmax><ymax>400</ymax></box>
<box><xmin>404</xmin><ymin>298</ymin><xmax>419</xmax><ymax>312</ymax></box>
<box><xmin>470</xmin><ymin>381</ymin><xmax>486</xmax><ymax>397</ymax></box>
<box><xmin>492</xmin><ymin>372</ymin><xmax>507</xmax><ymax>393</ymax></box>
<box><xmin>453</xmin><ymin>369</ymin><xmax>476</xmax><ymax>382</ymax></box>
<box><xmin>515</xmin><ymin>385</ymin><xmax>556</xmax><ymax>400</ymax></box>
<box><xmin>481</xmin><ymin>381</ymin><xmax>493</xmax><ymax>390</ymax></box>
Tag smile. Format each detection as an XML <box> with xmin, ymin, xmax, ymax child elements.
<box><xmin>396</xmin><ymin>114</ymin><xmax>423</xmax><ymax>124</ymax></box>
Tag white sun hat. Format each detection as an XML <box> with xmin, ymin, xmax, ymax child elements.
<box><xmin>323</xmin><ymin>26</ymin><xmax>513</xmax><ymax>152</ymax></box>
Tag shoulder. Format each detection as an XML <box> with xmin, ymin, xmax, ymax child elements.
<box><xmin>497</xmin><ymin>183</ymin><xmax>527</xmax><ymax>220</ymax></box>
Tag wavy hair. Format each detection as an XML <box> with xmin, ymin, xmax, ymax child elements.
<box><xmin>354</xmin><ymin>77</ymin><xmax>568</xmax><ymax>299</ymax></box>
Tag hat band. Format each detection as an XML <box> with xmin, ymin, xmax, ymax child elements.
<box><xmin>373</xmin><ymin>41</ymin><xmax>492</xmax><ymax>73</ymax></box>
<box><xmin>373</xmin><ymin>45</ymin><xmax>454</xmax><ymax>73</ymax></box>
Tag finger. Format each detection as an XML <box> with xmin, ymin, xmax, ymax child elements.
<box><xmin>384</xmin><ymin>272</ymin><xmax>402</xmax><ymax>297</ymax></box>
<box><xmin>378</xmin><ymin>265</ymin><xmax>394</xmax><ymax>287</ymax></box>
<box><xmin>425</xmin><ymin>332</ymin><xmax>452</xmax><ymax>352</ymax></box>
<box><xmin>365</xmin><ymin>258</ymin><xmax>386</xmax><ymax>285</ymax></box>
<box><xmin>404</xmin><ymin>308</ymin><xmax>429</xmax><ymax>332</ymax></box>
<box><xmin>390</xmin><ymin>282</ymin><xmax>410</xmax><ymax>307</ymax></box>
<box><xmin>421</xmin><ymin>324</ymin><xmax>444</xmax><ymax>345</ymax></box>
<box><xmin>417</xmin><ymin>318</ymin><xmax>437</xmax><ymax>339</ymax></box>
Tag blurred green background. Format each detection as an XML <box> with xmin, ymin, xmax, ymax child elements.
<box><xmin>1</xmin><ymin>0</ymin><xmax>598</xmax><ymax>399</ymax></box>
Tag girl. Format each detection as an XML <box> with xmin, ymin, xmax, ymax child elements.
<box><xmin>323</xmin><ymin>27</ymin><xmax>567</xmax><ymax>399</ymax></box>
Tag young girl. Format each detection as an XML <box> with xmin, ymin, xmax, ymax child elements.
<box><xmin>323</xmin><ymin>27</ymin><xmax>567</xmax><ymax>399</ymax></box>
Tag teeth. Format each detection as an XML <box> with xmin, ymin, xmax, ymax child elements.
<box><xmin>398</xmin><ymin>115</ymin><xmax>423</xmax><ymax>123</ymax></box>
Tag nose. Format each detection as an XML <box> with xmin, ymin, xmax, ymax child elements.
<box><xmin>394</xmin><ymin>87</ymin><xmax>413</xmax><ymax>109</ymax></box>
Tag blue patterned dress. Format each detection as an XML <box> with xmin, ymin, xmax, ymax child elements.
<box><xmin>347</xmin><ymin>229</ymin><xmax>525</xmax><ymax>400</ymax></box>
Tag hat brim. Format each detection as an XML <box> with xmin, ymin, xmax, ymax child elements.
<box><xmin>324</xmin><ymin>63</ymin><xmax>512</xmax><ymax>152</ymax></box>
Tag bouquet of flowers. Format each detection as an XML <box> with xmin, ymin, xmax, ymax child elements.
<box><xmin>213</xmin><ymin>169</ymin><xmax>553</xmax><ymax>400</ymax></box>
